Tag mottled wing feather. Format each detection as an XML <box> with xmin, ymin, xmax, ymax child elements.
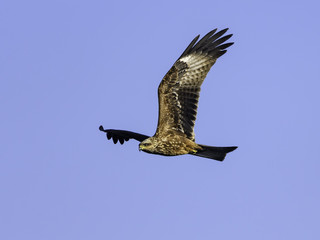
<box><xmin>156</xmin><ymin>29</ymin><xmax>233</xmax><ymax>140</ymax></box>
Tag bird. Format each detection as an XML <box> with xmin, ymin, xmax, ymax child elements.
<box><xmin>99</xmin><ymin>28</ymin><xmax>237</xmax><ymax>161</ymax></box>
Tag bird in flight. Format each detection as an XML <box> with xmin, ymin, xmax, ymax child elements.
<box><xmin>100</xmin><ymin>28</ymin><xmax>237</xmax><ymax>161</ymax></box>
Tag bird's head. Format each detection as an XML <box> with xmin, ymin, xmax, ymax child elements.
<box><xmin>139</xmin><ymin>137</ymin><xmax>157</xmax><ymax>153</ymax></box>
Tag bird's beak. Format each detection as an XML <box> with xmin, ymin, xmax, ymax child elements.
<box><xmin>139</xmin><ymin>145</ymin><xmax>143</xmax><ymax>151</ymax></box>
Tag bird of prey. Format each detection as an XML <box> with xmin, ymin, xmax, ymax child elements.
<box><xmin>99</xmin><ymin>28</ymin><xmax>237</xmax><ymax>161</ymax></box>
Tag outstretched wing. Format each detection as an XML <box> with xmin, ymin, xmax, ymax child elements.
<box><xmin>156</xmin><ymin>28</ymin><xmax>233</xmax><ymax>141</ymax></box>
<box><xmin>99</xmin><ymin>125</ymin><xmax>149</xmax><ymax>144</ymax></box>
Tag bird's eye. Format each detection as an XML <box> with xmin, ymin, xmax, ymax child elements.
<box><xmin>143</xmin><ymin>143</ymin><xmax>151</xmax><ymax>146</ymax></box>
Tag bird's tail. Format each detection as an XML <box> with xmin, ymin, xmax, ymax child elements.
<box><xmin>193</xmin><ymin>145</ymin><xmax>237</xmax><ymax>161</ymax></box>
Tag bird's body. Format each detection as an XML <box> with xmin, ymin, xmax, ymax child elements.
<box><xmin>139</xmin><ymin>130</ymin><xmax>203</xmax><ymax>156</ymax></box>
<box><xmin>100</xmin><ymin>28</ymin><xmax>237</xmax><ymax>161</ymax></box>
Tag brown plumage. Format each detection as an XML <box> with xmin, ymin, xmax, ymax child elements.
<box><xmin>99</xmin><ymin>28</ymin><xmax>237</xmax><ymax>161</ymax></box>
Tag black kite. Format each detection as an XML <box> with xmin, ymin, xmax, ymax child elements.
<box><xmin>100</xmin><ymin>28</ymin><xmax>237</xmax><ymax>161</ymax></box>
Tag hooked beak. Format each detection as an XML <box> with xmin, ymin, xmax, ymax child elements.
<box><xmin>139</xmin><ymin>144</ymin><xmax>143</xmax><ymax>151</ymax></box>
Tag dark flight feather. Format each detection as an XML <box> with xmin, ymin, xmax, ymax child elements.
<box><xmin>99</xmin><ymin>126</ymin><xmax>148</xmax><ymax>144</ymax></box>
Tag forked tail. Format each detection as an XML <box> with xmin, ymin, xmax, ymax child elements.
<box><xmin>192</xmin><ymin>145</ymin><xmax>238</xmax><ymax>161</ymax></box>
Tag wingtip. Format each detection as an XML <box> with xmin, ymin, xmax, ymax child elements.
<box><xmin>99</xmin><ymin>125</ymin><xmax>106</xmax><ymax>132</ymax></box>
<box><xmin>218</xmin><ymin>28</ymin><xmax>229</xmax><ymax>35</ymax></box>
<box><xmin>208</xmin><ymin>28</ymin><xmax>218</xmax><ymax>35</ymax></box>
<box><xmin>229</xmin><ymin>146</ymin><xmax>238</xmax><ymax>152</ymax></box>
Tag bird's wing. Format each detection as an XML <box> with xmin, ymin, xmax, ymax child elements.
<box><xmin>99</xmin><ymin>125</ymin><xmax>149</xmax><ymax>144</ymax></box>
<box><xmin>156</xmin><ymin>28</ymin><xmax>233</xmax><ymax>140</ymax></box>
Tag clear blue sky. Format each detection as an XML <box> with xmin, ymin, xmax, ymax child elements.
<box><xmin>1</xmin><ymin>0</ymin><xmax>320</xmax><ymax>239</ymax></box>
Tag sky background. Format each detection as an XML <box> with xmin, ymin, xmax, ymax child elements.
<box><xmin>1</xmin><ymin>0</ymin><xmax>320</xmax><ymax>239</ymax></box>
